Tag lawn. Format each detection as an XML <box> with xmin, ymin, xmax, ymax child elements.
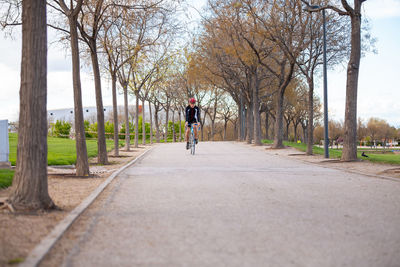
<box><xmin>9</xmin><ymin>133</ymin><xmax>124</xmax><ymax>166</ymax></box>
<box><xmin>0</xmin><ymin>169</ymin><xmax>14</xmax><ymax>189</ymax></box>
<box><xmin>262</xmin><ymin>139</ymin><xmax>400</xmax><ymax>165</ymax></box>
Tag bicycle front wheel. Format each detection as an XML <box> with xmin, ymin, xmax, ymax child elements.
<box><xmin>191</xmin><ymin>132</ymin><xmax>195</xmax><ymax>155</ymax></box>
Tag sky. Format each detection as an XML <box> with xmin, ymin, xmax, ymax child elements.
<box><xmin>0</xmin><ymin>0</ymin><xmax>399</xmax><ymax>128</ymax></box>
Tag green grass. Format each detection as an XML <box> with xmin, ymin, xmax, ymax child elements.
<box><xmin>262</xmin><ymin>139</ymin><xmax>400</xmax><ymax>165</ymax></box>
<box><xmin>0</xmin><ymin>169</ymin><xmax>14</xmax><ymax>189</ymax></box>
<box><xmin>9</xmin><ymin>133</ymin><xmax>124</xmax><ymax>166</ymax></box>
<box><xmin>8</xmin><ymin>258</ymin><xmax>24</xmax><ymax>265</ymax></box>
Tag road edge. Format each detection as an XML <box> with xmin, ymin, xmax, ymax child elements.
<box><xmin>20</xmin><ymin>146</ymin><xmax>155</xmax><ymax>267</ymax></box>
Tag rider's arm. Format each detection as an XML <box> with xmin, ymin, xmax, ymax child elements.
<box><xmin>185</xmin><ymin>106</ymin><xmax>189</xmax><ymax>122</ymax></box>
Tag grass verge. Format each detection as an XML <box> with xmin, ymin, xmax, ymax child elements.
<box><xmin>9</xmin><ymin>133</ymin><xmax>124</xmax><ymax>166</ymax></box>
<box><xmin>0</xmin><ymin>169</ymin><xmax>14</xmax><ymax>189</ymax></box>
<box><xmin>262</xmin><ymin>139</ymin><xmax>400</xmax><ymax>165</ymax></box>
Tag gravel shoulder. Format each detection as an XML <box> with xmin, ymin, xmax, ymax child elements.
<box><xmin>0</xmin><ymin>145</ymin><xmax>152</xmax><ymax>266</ymax></box>
<box><xmin>254</xmin><ymin>142</ymin><xmax>400</xmax><ymax>180</ymax></box>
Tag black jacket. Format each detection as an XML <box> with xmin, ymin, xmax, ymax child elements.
<box><xmin>185</xmin><ymin>105</ymin><xmax>201</xmax><ymax>124</ymax></box>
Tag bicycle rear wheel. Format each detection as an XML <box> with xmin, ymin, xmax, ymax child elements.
<box><xmin>191</xmin><ymin>131</ymin><xmax>195</xmax><ymax>155</ymax></box>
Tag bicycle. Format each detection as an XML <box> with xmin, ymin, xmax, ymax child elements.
<box><xmin>188</xmin><ymin>123</ymin><xmax>199</xmax><ymax>155</ymax></box>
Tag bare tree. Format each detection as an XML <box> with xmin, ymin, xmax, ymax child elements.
<box><xmin>51</xmin><ymin>0</ymin><xmax>90</xmax><ymax>176</ymax></box>
<box><xmin>7</xmin><ymin>0</ymin><xmax>55</xmax><ymax>211</ymax></box>
<box><xmin>297</xmin><ymin>1</ymin><xmax>349</xmax><ymax>154</ymax></box>
<box><xmin>77</xmin><ymin>0</ymin><xmax>109</xmax><ymax>164</ymax></box>
<box><xmin>302</xmin><ymin>0</ymin><xmax>369</xmax><ymax>160</ymax></box>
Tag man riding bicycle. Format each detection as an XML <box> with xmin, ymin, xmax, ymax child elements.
<box><xmin>185</xmin><ymin>98</ymin><xmax>201</xmax><ymax>150</ymax></box>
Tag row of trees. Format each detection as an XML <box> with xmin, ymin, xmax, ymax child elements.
<box><xmin>1</xmin><ymin>0</ymin><xmax>373</xmax><ymax>211</ymax></box>
<box><xmin>183</xmin><ymin>0</ymin><xmax>371</xmax><ymax>161</ymax></box>
<box><xmin>317</xmin><ymin>117</ymin><xmax>400</xmax><ymax>147</ymax></box>
<box><xmin>0</xmin><ymin>0</ymin><xmax>185</xmax><ymax>210</ymax></box>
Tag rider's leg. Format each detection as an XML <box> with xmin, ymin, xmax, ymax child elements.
<box><xmin>194</xmin><ymin>125</ymin><xmax>198</xmax><ymax>140</ymax></box>
<box><xmin>185</xmin><ymin>125</ymin><xmax>190</xmax><ymax>149</ymax></box>
<box><xmin>185</xmin><ymin>126</ymin><xmax>190</xmax><ymax>142</ymax></box>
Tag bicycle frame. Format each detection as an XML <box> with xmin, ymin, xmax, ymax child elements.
<box><xmin>190</xmin><ymin>124</ymin><xmax>196</xmax><ymax>155</ymax></box>
<box><xmin>187</xmin><ymin>123</ymin><xmax>199</xmax><ymax>155</ymax></box>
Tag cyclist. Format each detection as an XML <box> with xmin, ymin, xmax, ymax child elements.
<box><xmin>185</xmin><ymin>98</ymin><xmax>201</xmax><ymax>150</ymax></box>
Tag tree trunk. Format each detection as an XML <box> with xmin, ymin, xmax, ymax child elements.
<box><xmin>253</xmin><ymin>77</ymin><xmax>262</xmax><ymax>146</ymax></box>
<box><xmin>178</xmin><ymin>110</ymin><xmax>182</xmax><ymax>142</ymax></box>
<box><xmin>234</xmin><ymin>119</ymin><xmax>238</xmax><ymax>140</ymax></box>
<box><xmin>112</xmin><ymin>74</ymin><xmax>119</xmax><ymax>156</ymax></box>
<box><xmin>211</xmin><ymin>120</ymin><xmax>215</xmax><ymax>141</ymax></box>
<box><xmin>164</xmin><ymin>105</ymin><xmax>169</xmax><ymax>143</ymax></box>
<box><xmin>342</xmin><ymin>12</ymin><xmax>362</xmax><ymax>161</ymax></box>
<box><xmin>201</xmin><ymin>108</ymin><xmax>206</xmax><ymax>141</ymax></box>
<box><xmin>223</xmin><ymin>120</ymin><xmax>227</xmax><ymax>141</ymax></box>
<box><xmin>306</xmin><ymin>78</ymin><xmax>314</xmax><ymax>155</ymax></box>
<box><xmin>155</xmin><ymin>107</ymin><xmax>160</xmax><ymax>142</ymax></box>
<box><xmin>69</xmin><ymin>17</ymin><xmax>89</xmax><ymax>176</ymax></box>
<box><xmin>285</xmin><ymin>118</ymin><xmax>290</xmax><ymax>141</ymax></box>
<box><xmin>90</xmin><ymin>42</ymin><xmax>108</xmax><ymax>164</ymax></box>
<box><xmin>246</xmin><ymin>102</ymin><xmax>254</xmax><ymax>144</ymax></box>
<box><xmin>172</xmin><ymin>110</ymin><xmax>176</xmax><ymax>142</ymax></box>
<box><xmin>123</xmin><ymin>84</ymin><xmax>130</xmax><ymax>151</ymax></box>
<box><xmin>265</xmin><ymin>111</ymin><xmax>269</xmax><ymax>140</ymax></box>
<box><xmin>8</xmin><ymin>0</ymin><xmax>55</xmax><ymax>211</ymax></box>
<box><xmin>238</xmin><ymin>102</ymin><xmax>243</xmax><ymax>141</ymax></box>
<box><xmin>273</xmin><ymin>91</ymin><xmax>285</xmax><ymax>148</ymax></box>
<box><xmin>135</xmin><ymin>91</ymin><xmax>139</xmax><ymax>148</ymax></box>
<box><xmin>142</xmin><ymin>98</ymin><xmax>146</xmax><ymax>145</ymax></box>
<box><xmin>148</xmin><ymin>101</ymin><xmax>153</xmax><ymax>144</ymax></box>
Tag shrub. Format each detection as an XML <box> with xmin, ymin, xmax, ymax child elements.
<box><xmin>105</xmin><ymin>121</ymin><xmax>114</xmax><ymax>139</ymax></box>
<box><xmin>52</xmin><ymin>120</ymin><xmax>71</xmax><ymax>138</ymax></box>
<box><xmin>84</xmin><ymin>120</ymin><xmax>92</xmax><ymax>138</ymax></box>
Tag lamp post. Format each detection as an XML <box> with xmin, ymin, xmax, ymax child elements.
<box><xmin>304</xmin><ymin>4</ymin><xmax>329</xmax><ymax>158</ymax></box>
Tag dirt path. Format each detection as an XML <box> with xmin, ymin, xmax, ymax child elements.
<box><xmin>0</xmin><ymin>146</ymin><xmax>152</xmax><ymax>266</ymax></box>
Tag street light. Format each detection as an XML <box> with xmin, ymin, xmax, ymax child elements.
<box><xmin>304</xmin><ymin>4</ymin><xmax>329</xmax><ymax>158</ymax></box>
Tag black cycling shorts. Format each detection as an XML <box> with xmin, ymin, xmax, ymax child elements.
<box><xmin>187</xmin><ymin>121</ymin><xmax>199</xmax><ymax>127</ymax></box>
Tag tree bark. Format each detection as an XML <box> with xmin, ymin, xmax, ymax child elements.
<box><xmin>172</xmin><ymin>110</ymin><xmax>176</xmax><ymax>142</ymax></box>
<box><xmin>155</xmin><ymin>107</ymin><xmax>160</xmax><ymax>142</ymax></box>
<box><xmin>111</xmin><ymin>74</ymin><xmax>119</xmax><ymax>156</ymax></box>
<box><xmin>142</xmin><ymin>98</ymin><xmax>146</xmax><ymax>145</ymax></box>
<box><xmin>89</xmin><ymin>42</ymin><xmax>108</xmax><ymax>164</ymax></box>
<box><xmin>123</xmin><ymin>84</ymin><xmax>130</xmax><ymax>151</ymax></box>
<box><xmin>253</xmin><ymin>76</ymin><xmax>262</xmax><ymax>146</ymax></box>
<box><xmin>223</xmin><ymin>120</ymin><xmax>227</xmax><ymax>141</ymax></box>
<box><xmin>8</xmin><ymin>0</ymin><xmax>55</xmax><ymax>211</ymax></box>
<box><xmin>306</xmin><ymin>78</ymin><xmax>314</xmax><ymax>155</ymax></box>
<box><xmin>148</xmin><ymin>101</ymin><xmax>153</xmax><ymax>144</ymax></box>
<box><xmin>164</xmin><ymin>105</ymin><xmax>169</xmax><ymax>143</ymax></box>
<box><xmin>135</xmin><ymin>91</ymin><xmax>139</xmax><ymax>148</ymax></box>
<box><xmin>69</xmin><ymin>17</ymin><xmax>90</xmax><ymax>176</ymax></box>
<box><xmin>178</xmin><ymin>110</ymin><xmax>182</xmax><ymax>142</ymax></box>
<box><xmin>246</xmin><ymin>102</ymin><xmax>254</xmax><ymax>144</ymax></box>
<box><xmin>265</xmin><ymin>111</ymin><xmax>269</xmax><ymax>140</ymax></box>
<box><xmin>273</xmin><ymin>91</ymin><xmax>285</xmax><ymax>148</ymax></box>
<box><xmin>342</xmin><ymin>10</ymin><xmax>362</xmax><ymax>161</ymax></box>
<box><xmin>238</xmin><ymin>102</ymin><xmax>243</xmax><ymax>141</ymax></box>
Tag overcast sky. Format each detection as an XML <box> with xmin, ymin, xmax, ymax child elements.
<box><xmin>0</xmin><ymin>0</ymin><xmax>399</xmax><ymax>127</ymax></box>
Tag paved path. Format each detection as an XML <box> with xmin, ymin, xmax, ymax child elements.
<box><xmin>55</xmin><ymin>142</ymin><xmax>400</xmax><ymax>267</ymax></box>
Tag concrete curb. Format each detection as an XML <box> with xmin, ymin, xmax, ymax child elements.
<box><xmin>20</xmin><ymin>147</ymin><xmax>154</xmax><ymax>267</ymax></box>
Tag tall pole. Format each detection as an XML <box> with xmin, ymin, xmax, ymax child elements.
<box><xmin>240</xmin><ymin>91</ymin><xmax>244</xmax><ymax>141</ymax></box>
<box><xmin>322</xmin><ymin>9</ymin><xmax>329</xmax><ymax>158</ymax></box>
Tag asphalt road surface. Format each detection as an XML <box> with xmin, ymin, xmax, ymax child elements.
<box><xmin>52</xmin><ymin>142</ymin><xmax>400</xmax><ymax>267</ymax></box>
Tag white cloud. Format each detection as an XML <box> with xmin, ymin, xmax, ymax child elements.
<box><xmin>364</xmin><ymin>0</ymin><xmax>400</xmax><ymax>19</ymax></box>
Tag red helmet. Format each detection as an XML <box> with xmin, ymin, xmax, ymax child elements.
<box><xmin>189</xmin><ymin>98</ymin><xmax>196</xmax><ymax>104</ymax></box>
